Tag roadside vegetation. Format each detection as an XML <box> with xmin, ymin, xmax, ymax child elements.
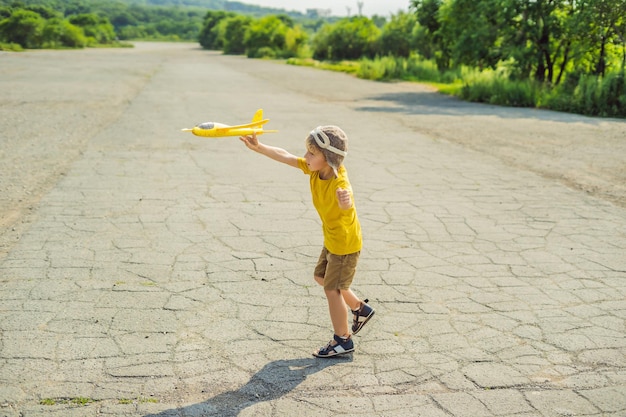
<box><xmin>2</xmin><ymin>0</ymin><xmax>624</xmax><ymax>118</ymax></box>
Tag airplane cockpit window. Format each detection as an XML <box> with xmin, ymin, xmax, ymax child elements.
<box><xmin>198</xmin><ymin>122</ymin><xmax>214</xmax><ymax>129</ymax></box>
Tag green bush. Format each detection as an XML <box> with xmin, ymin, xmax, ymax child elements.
<box><xmin>0</xmin><ymin>42</ymin><xmax>23</xmax><ymax>51</ymax></box>
<box><xmin>356</xmin><ymin>58</ymin><xmax>387</xmax><ymax>80</ymax></box>
<box><xmin>220</xmin><ymin>15</ymin><xmax>251</xmax><ymax>55</ymax></box>
<box><xmin>69</xmin><ymin>13</ymin><xmax>115</xmax><ymax>44</ymax></box>
<box><xmin>404</xmin><ymin>56</ymin><xmax>443</xmax><ymax>82</ymax></box>
<box><xmin>313</xmin><ymin>17</ymin><xmax>380</xmax><ymax>61</ymax></box>
<box><xmin>379</xmin><ymin>11</ymin><xmax>416</xmax><ymax>58</ymax></box>
<box><xmin>283</xmin><ymin>25</ymin><xmax>308</xmax><ymax>58</ymax></box>
<box><xmin>539</xmin><ymin>71</ymin><xmax>626</xmax><ymax>117</ymax></box>
<box><xmin>249</xmin><ymin>46</ymin><xmax>276</xmax><ymax>58</ymax></box>
<box><xmin>357</xmin><ymin>54</ymin><xmax>461</xmax><ymax>83</ymax></box>
<box><xmin>42</xmin><ymin>17</ymin><xmax>87</xmax><ymax>48</ymax></box>
<box><xmin>199</xmin><ymin>10</ymin><xmax>235</xmax><ymax>50</ymax></box>
<box><xmin>0</xmin><ymin>9</ymin><xmax>44</xmax><ymax>48</ymax></box>
<box><xmin>117</xmin><ymin>25</ymin><xmax>147</xmax><ymax>40</ymax></box>
<box><xmin>596</xmin><ymin>72</ymin><xmax>626</xmax><ymax>117</ymax></box>
<box><xmin>244</xmin><ymin>15</ymin><xmax>287</xmax><ymax>58</ymax></box>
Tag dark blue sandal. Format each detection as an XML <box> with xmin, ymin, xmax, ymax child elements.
<box><xmin>352</xmin><ymin>299</ymin><xmax>375</xmax><ymax>335</ymax></box>
<box><xmin>313</xmin><ymin>334</ymin><xmax>354</xmax><ymax>358</ymax></box>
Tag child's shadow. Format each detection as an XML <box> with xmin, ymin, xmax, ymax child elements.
<box><xmin>144</xmin><ymin>356</ymin><xmax>351</xmax><ymax>417</ymax></box>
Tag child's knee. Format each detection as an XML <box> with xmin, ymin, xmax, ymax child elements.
<box><xmin>314</xmin><ymin>276</ymin><xmax>324</xmax><ymax>286</ymax></box>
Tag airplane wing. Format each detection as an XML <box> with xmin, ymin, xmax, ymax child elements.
<box><xmin>230</xmin><ymin>109</ymin><xmax>268</xmax><ymax>129</ymax></box>
<box><xmin>230</xmin><ymin>119</ymin><xmax>270</xmax><ymax>129</ymax></box>
<box><xmin>213</xmin><ymin>119</ymin><xmax>270</xmax><ymax>134</ymax></box>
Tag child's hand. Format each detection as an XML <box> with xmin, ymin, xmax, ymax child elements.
<box><xmin>239</xmin><ymin>132</ymin><xmax>259</xmax><ymax>151</ymax></box>
<box><xmin>336</xmin><ymin>187</ymin><xmax>352</xmax><ymax>209</ymax></box>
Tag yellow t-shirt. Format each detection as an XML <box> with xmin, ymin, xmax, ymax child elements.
<box><xmin>298</xmin><ymin>157</ymin><xmax>362</xmax><ymax>255</ymax></box>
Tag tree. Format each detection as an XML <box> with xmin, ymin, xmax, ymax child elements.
<box><xmin>0</xmin><ymin>9</ymin><xmax>45</xmax><ymax>48</ymax></box>
<box><xmin>498</xmin><ymin>0</ymin><xmax>572</xmax><ymax>83</ymax></box>
<box><xmin>0</xmin><ymin>7</ymin><xmax>11</xmax><ymax>20</ymax></box>
<box><xmin>380</xmin><ymin>11</ymin><xmax>416</xmax><ymax>57</ymax></box>
<box><xmin>219</xmin><ymin>15</ymin><xmax>251</xmax><ymax>55</ymax></box>
<box><xmin>411</xmin><ymin>0</ymin><xmax>450</xmax><ymax>68</ymax></box>
<box><xmin>244</xmin><ymin>15</ymin><xmax>288</xmax><ymax>58</ymax></box>
<box><xmin>312</xmin><ymin>17</ymin><xmax>380</xmax><ymax>61</ymax></box>
<box><xmin>283</xmin><ymin>24</ymin><xmax>308</xmax><ymax>58</ymax></box>
<box><xmin>69</xmin><ymin>13</ymin><xmax>115</xmax><ymax>44</ymax></box>
<box><xmin>198</xmin><ymin>10</ymin><xmax>235</xmax><ymax>50</ymax></box>
<box><xmin>575</xmin><ymin>0</ymin><xmax>626</xmax><ymax>76</ymax></box>
<box><xmin>22</xmin><ymin>4</ymin><xmax>60</xmax><ymax>20</ymax></box>
<box><xmin>437</xmin><ymin>0</ymin><xmax>502</xmax><ymax>69</ymax></box>
<box><xmin>617</xmin><ymin>11</ymin><xmax>626</xmax><ymax>70</ymax></box>
<box><xmin>42</xmin><ymin>17</ymin><xmax>87</xmax><ymax>48</ymax></box>
<box><xmin>371</xmin><ymin>15</ymin><xmax>387</xmax><ymax>28</ymax></box>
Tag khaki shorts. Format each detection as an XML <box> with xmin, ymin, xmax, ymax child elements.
<box><xmin>314</xmin><ymin>247</ymin><xmax>360</xmax><ymax>290</ymax></box>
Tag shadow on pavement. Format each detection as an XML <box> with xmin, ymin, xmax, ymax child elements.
<box><xmin>144</xmin><ymin>356</ymin><xmax>351</xmax><ymax>417</ymax></box>
<box><xmin>357</xmin><ymin>91</ymin><xmax>607</xmax><ymax>124</ymax></box>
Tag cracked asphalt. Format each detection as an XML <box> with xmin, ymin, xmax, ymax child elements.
<box><xmin>1</xmin><ymin>42</ymin><xmax>625</xmax><ymax>416</ymax></box>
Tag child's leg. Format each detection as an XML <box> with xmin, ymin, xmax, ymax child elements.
<box><xmin>324</xmin><ymin>289</ymin><xmax>350</xmax><ymax>338</ymax></box>
<box><xmin>317</xmin><ymin>276</ymin><xmax>360</xmax><ymax>312</ymax></box>
<box><xmin>340</xmin><ymin>288</ymin><xmax>361</xmax><ymax>311</ymax></box>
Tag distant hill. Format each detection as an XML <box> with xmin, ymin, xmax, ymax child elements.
<box><xmin>0</xmin><ymin>0</ymin><xmax>323</xmax><ymax>19</ymax></box>
<box><xmin>116</xmin><ymin>0</ymin><xmax>316</xmax><ymax>18</ymax></box>
<box><xmin>0</xmin><ymin>0</ymin><xmax>341</xmax><ymax>44</ymax></box>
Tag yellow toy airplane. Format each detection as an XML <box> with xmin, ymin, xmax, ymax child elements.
<box><xmin>181</xmin><ymin>109</ymin><xmax>277</xmax><ymax>137</ymax></box>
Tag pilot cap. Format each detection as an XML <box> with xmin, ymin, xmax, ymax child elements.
<box><xmin>307</xmin><ymin>125</ymin><xmax>348</xmax><ymax>177</ymax></box>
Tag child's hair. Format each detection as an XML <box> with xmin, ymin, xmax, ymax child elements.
<box><xmin>306</xmin><ymin>125</ymin><xmax>348</xmax><ymax>177</ymax></box>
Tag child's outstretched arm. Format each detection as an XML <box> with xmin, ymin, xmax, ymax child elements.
<box><xmin>240</xmin><ymin>133</ymin><xmax>298</xmax><ymax>168</ymax></box>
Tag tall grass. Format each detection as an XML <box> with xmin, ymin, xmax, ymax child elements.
<box><xmin>541</xmin><ymin>71</ymin><xmax>626</xmax><ymax>117</ymax></box>
<box><xmin>459</xmin><ymin>68</ymin><xmax>539</xmax><ymax>107</ymax></box>
<box><xmin>457</xmin><ymin>67</ymin><xmax>626</xmax><ymax>117</ymax></box>
<box><xmin>290</xmin><ymin>53</ymin><xmax>626</xmax><ymax>118</ymax></box>
<box><xmin>357</xmin><ymin>54</ymin><xmax>461</xmax><ymax>84</ymax></box>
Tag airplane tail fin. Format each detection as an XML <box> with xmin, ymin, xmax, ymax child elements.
<box><xmin>252</xmin><ymin>109</ymin><xmax>263</xmax><ymax>125</ymax></box>
<box><xmin>250</xmin><ymin>109</ymin><xmax>270</xmax><ymax>131</ymax></box>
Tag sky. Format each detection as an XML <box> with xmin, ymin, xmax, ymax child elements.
<box><xmin>240</xmin><ymin>0</ymin><xmax>413</xmax><ymax>17</ymax></box>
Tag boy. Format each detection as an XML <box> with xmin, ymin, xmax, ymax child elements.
<box><xmin>239</xmin><ymin>126</ymin><xmax>374</xmax><ymax>358</ymax></box>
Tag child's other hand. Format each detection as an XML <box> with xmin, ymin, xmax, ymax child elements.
<box><xmin>239</xmin><ymin>132</ymin><xmax>259</xmax><ymax>151</ymax></box>
<box><xmin>336</xmin><ymin>188</ymin><xmax>352</xmax><ymax>209</ymax></box>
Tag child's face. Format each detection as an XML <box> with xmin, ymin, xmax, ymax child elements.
<box><xmin>304</xmin><ymin>146</ymin><xmax>329</xmax><ymax>172</ymax></box>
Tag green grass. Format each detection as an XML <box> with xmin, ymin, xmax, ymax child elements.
<box><xmin>138</xmin><ymin>396</ymin><xmax>159</xmax><ymax>403</ymax></box>
<box><xmin>424</xmin><ymin>81</ymin><xmax>464</xmax><ymax>96</ymax></box>
<box><xmin>286</xmin><ymin>57</ymin><xmax>360</xmax><ymax>74</ymax></box>
<box><xmin>40</xmin><ymin>396</ymin><xmax>159</xmax><ymax>406</ymax></box>
<box><xmin>458</xmin><ymin>69</ymin><xmax>539</xmax><ymax>107</ymax></box>
<box><xmin>286</xmin><ymin>54</ymin><xmax>625</xmax><ymax>118</ymax></box>
<box><xmin>40</xmin><ymin>397</ymin><xmax>96</xmax><ymax>406</ymax></box>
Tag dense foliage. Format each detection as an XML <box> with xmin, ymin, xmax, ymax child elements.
<box><xmin>310</xmin><ymin>0</ymin><xmax>626</xmax><ymax>117</ymax></box>
<box><xmin>0</xmin><ymin>3</ymin><xmax>118</xmax><ymax>48</ymax></box>
<box><xmin>0</xmin><ymin>0</ymin><xmax>335</xmax><ymax>44</ymax></box>
<box><xmin>0</xmin><ymin>0</ymin><xmax>214</xmax><ymax>44</ymax></box>
<box><xmin>407</xmin><ymin>0</ymin><xmax>626</xmax><ymax>117</ymax></box>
